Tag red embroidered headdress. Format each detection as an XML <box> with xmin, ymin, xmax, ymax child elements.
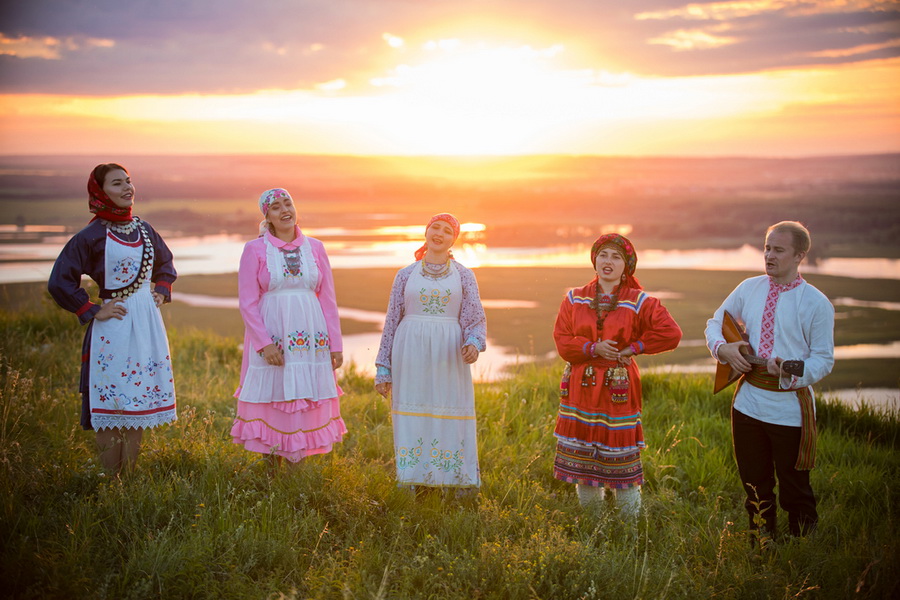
<box><xmin>591</xmin><ymin>232</ymin><xmax>641</xmax><ymax>290</ymax></box>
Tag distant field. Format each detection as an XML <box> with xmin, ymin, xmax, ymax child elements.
<box><xmin>2</xmin><ymin>153</ymin><xmax>899</xmax><ymax>257</ymax></box>
<box><xmin>5</xmin><ymin>266</ymin><xmax>899</xmax><ymax>390</ymax></box>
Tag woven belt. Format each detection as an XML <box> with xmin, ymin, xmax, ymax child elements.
<box><xmin>737</xmin><ymin>366</ymin><xmax>816</xmax><ymax>470</ymax></box>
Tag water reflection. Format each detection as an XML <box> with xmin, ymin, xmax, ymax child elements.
<box><xmin>3</xmin><ymin>233</ymin><xmax>900</xmax><ymax>283</ymax></box>
<box><xmin>171</xmin><ymin>292</ymin><xmax>900</xmax><ymax>384</ymax></box>
<box><xmin>833</xmin><ymin>297</ymin><xmax>900</xmax><ymax>311</ymax></box>
<box><xmin>834</xmin><ymin>340</ymin><xmax>900</xmax><ymax>359</ymax></box>
<box><xmin>174</xmin><ymin>293</ymin><xmax>541</xmax><ymax>383</ymax></box>
<box><xmin>311</xmin><ymin>223</ymin><xmax>486</xmax><ymax>238</ymax></box>
<box><xmin>337</xmin><ymin>331</ymin><xmax>534</xmax><ymax>383</ymax></box>
<box><xmin>822</xmin><ymin>388</ymin><xmax>899</xmax><ymax>414</ymax></box>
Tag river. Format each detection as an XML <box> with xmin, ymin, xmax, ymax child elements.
<box><xmin>3</xmin><ymin>228</ymin><xmax>900</xmax><ymax>283</ymax></box>
<box><xmin>4</xmin><ymin>229</ymin><xmax>898</xmax><ymax>410</ymax></box>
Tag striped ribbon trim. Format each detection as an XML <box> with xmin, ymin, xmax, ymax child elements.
<box><xmin>737</xmin><ymin>367</ymin><xmax>816</xmax><ymax>470</ymax></box>
<box><xmin>793</xmin><ymin>387</ymin><xmax>817</xmax><ymax>470</ymax></box>
<box><xmin>553</xmin><ymin>442</ymin><xmax>643</xmax><ymax>488</ymax></box>
<box><xmin>234</xmin><ymin>415</ymin><xmax>341</xmax><ymax>435</ymax></box>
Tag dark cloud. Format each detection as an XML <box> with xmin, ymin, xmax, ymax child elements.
<box><xmin>0</xmin><ymin>0</ymin><xmax>898</xmax><ymax>95</ymax></box>
<box><xmin>540</xmin><ymin>2</ymin><xmax>900</xmax><ymax>77</ymax></box>
<box><xmin>614</xmin><ymin>18</ymin><xmax>900</xmax><ymax>76</ymax></box>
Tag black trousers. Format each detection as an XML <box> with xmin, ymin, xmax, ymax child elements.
<box><xmin>731</xmin><ymin>408</ymin><xmax>818</xmax><ymax>537</ymax></box>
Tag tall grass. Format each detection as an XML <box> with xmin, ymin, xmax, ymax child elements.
<box><xmin>1</xmin><ymin>300</ymin><xmax>898</xmax><ymax>599</ymax></box>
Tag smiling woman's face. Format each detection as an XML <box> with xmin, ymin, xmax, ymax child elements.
<box><xmin>266</xmin><ymin>195</ymin><xmax>297</xmax><ymax>231</ymax></box>
<box><xmin>424</xmin><ymin>219</ymin><xmax>456</xmax><ymax>254</ymax></box>
<box><xmin>102</xmin><ymin>169</ymin><xmax>134</xmax><ymax>209</ymax></box>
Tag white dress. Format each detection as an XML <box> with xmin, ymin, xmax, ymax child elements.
<box><xmin>89</xmin><ymin>228</ymin><xmax>176</xmax><ymax>431</ymax></box>
<box><xmin>237</xmin><ymin>237</ymin><xmax>339</xmax><ymax>404</ymax></box>
<box><xmin>390</xmin><ymin>265</ymin><xmax>481</xmax><ymax>487</ymax></box>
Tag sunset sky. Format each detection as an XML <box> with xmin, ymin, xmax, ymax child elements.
<box><xmin>1</xmin><ymin>0</ymin><xmax>899</xmax><ymax>157</ymax></box>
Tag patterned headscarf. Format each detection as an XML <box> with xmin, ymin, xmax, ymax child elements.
<box><xmin>591</xmin><ymin>233</ymin><xmax>641</xmax><ymax>289</ymax></box>
<box><xmin>87</xmin><ymin>164</ymin><xmax>132</xmax><ymax>223</ymax></box>
<box><xmin>259</xmin><ymin>188</ymin><xmax>291</xmax><ymax>215</ymax></box>
<box><xmin>414</xmin><ymin>213</ymin><xmax>461</xmax><ymax>260</ymax></box>
<box><xmin>258</xmin><ymin>188</ymin><xmax>293</xmax><ymax>236</ymax></box>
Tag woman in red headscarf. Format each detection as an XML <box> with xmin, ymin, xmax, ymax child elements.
<box><xmin>552</xmin><ymin>233</ymin><xmax>682</xmax><ymax>517</ymax></box>
<box><xmin>375</xmin><ymin>213</ymin><xmax>486</xmax><ymax>493</ymax></box>
<box><xmin>48</xmin><ymin>163</ymin><xmax>177</xmax><ymax>475</ymax></box>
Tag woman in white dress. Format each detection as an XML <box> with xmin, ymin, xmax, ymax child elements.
<box><xmin>375</xmin><ymin>213</ymin><xmax>486</xmax><ymax>491</ymax></box>
<box><xmin>48</xmin><ymin>163</ymin><xmax>177</xmax><ymax>475</ymax></box>
<box><xmin>231</xmin><ymin>188</ymin><xmax>346</xmax><ymax>466</ymax></box>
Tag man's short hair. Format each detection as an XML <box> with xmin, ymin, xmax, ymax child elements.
<box><xmin>767</xmin><ymin>221</ymin><xmax>811</xmax><ymax>255</ymax></box>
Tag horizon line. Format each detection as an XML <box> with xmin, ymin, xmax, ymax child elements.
<box><xmin>1</xmin><ymin>151</ymin><xmax>899</xmax><ymax>161</ymax></box>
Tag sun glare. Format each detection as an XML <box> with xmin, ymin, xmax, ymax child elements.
<box><xmin>1</xmin><ymin>32</ymin><xmax>898</xmax><ymax>157</ymax></box>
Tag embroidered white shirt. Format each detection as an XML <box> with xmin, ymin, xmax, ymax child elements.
<box><xmin>705</xmin><ymin>275</ymin><xmax>835</xmax><ymax>426</ymax></box>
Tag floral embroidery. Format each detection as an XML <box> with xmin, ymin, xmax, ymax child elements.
<box><xmin>111</xmin><ymin>256</ymin><xmax>140</xmax><ymax>285</ymax></box>
<box><xmin>256</xmin><ymin>335</ymin><xmax>284</xmax><ymax>355</ymax></box>
<box><xmin>287</xmin><ymin>330</ymin><xmax>310</xmax><ymax>352</ymax></box>
<box><xmin>419</xmin><ymin>287</ymin><xmax>451</xmax><ymax>315</ymax></box>
<box><xmin>94</xmin><ymin>340</ymin><xmax>174</xmax><ymax>410</ymax></box>
<box><xmin>314</xmin><ymin>331</ymin><xmax>330</xmax><ymax>354</ymax></box>
<box><xmin>396</xmin><ymin>438</ymin><xmax>424</xmax><ymax>470</ymax></box>
<box><xmin>428</xmin><ymin>438</ymin><xmax>464</xmax><ymax>472</ymax></box>
<box><xmin>280</xmin><ymin>247</ymin><xmax>303</xmax><ymax>278</ymax></box>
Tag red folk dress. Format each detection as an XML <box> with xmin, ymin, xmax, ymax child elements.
<box><xmin>553</xmin><ymin>279</ymin><xmax>682</xmax><ymax>488</ymax></box>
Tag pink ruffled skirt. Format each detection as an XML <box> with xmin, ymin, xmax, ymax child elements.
<box><xmin>231</xmin><ymin>394</ymin><xmax>346</xmax><ymax>462</ymax></box>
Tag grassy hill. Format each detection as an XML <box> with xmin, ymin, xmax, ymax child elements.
<box><xmin>2</xmin><ymin>154</ymin><xmax>899</xmax><ymax>257</ymax></box>
<box><xmin>0</xmin><ymin>303</ymin><xmax>897</xmax><ymax>599</ymax></box>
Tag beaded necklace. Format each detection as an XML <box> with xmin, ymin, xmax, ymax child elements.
<box><xmin>279</xmin><ymin>246</ymin><xmax>303</xmax><ymax>276</ymax></box>
<box><xmin>585</xmin><ymin>282</ymin><xmax>628</xmax><ymax>398</ymax></box>
<box><xmin>102</xmin><ymin>217</ymin><xmax>139</xmax><ymax>235</ymax></box>
<box><xmin>589</xmin><ymin>285</ymin><xmax>618</xmax><ymax>330</ymax></box>
<box><xmin>107</xmin><ymin>219</ymin><xmax>155</xmax><ymax>299</ymax></box>
<box><xmin>421</xmin><ymin>258</ymin><xmax>451</xmax><ymax>280</ymax></box>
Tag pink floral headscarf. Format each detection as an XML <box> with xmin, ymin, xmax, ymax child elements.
<box><xmin>259</xmin><ymin>188</ymin><xmax>291</xmax><ymax>215</ymax></box>
<box><xmin>258</xmin><ymin>188</ymin><xmax>292</xmax><ymax>236</ymax></box>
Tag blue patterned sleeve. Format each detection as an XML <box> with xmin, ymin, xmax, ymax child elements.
<box><xmin>457</xmin><ymin>263</ymin><xmax>487</xmax><ymax>351</ymax></box>
<box><xmin>47</xmin><ymin>229</ymin><xmax>100</xmax><ymax>325</ymax></box>
<box><xmin>374</xmin><ymin>264</ymin><xmax>414</xmax><ymax>384</ymax></box>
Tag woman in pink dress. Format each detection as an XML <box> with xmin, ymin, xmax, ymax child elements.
<box><xmin>230</xmin><ymin>188</ymin><xmax>346</xmax><ymax>466</ymax></box>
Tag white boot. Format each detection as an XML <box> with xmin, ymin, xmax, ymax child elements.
<box><xmin>576</xmin><ymin>483</ymin><xmax>605</xmax><ymax>508</ymax></box>
<box><xmin>615</xmin><ymin>486</ymin><xmax>641</xmax><ymax>518</ymax></box>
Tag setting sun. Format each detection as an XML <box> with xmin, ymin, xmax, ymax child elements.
<box><xmin>0</xmin><ymin>2</ymin><xmax>897</xmax><ymax>157</ymax></box>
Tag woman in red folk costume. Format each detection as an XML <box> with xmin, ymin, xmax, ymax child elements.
<box><xmin>48</xmin><ymin>163</ymin><xmax>177</xmax><ymax>476</ymax></box>
<box><xmin>553</xmin><ymin>233</ymin><xmax>681</xmax><ymax>517</ymax></box>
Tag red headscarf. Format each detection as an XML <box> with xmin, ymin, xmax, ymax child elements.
<box><xmin>591</xmin><ymin>232</ymin><xmax>642</xmax><ymax>290</ymax></box>
<box><xmin>414</xmin><ymin>213</ymin><xmax>461</xmax><ymax>261</ymax></box>
<box><xmin>88</xmin><ymin>164</ymin><xmax>133</xmax><ymax>222</ymax></box>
